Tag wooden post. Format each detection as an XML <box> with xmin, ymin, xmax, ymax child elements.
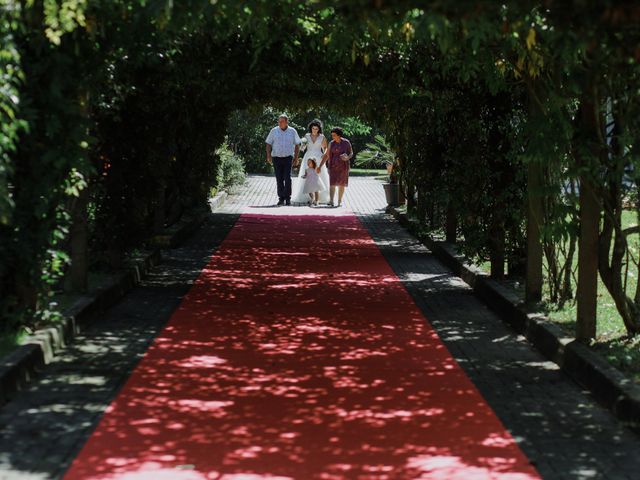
<box><xmin>445</xmin><ymin>201</ymin><xmax>457</xmax><ymax>243</ymax></box>
<box><xmin>576</xmin><ymin>176</ymin><xmax>599</xmax><ymax>341</ymax></box>
<box><xmin>490</xmin><ymin>222</ymin><xmax>506</xmax><ymax>279</ymax></box>
<box><xmin>406</xmin><ymin>178</ymin><xmax>416</xmax><ymax>212</ymax></box>
<box><xmin>417</xmin><ymin>188</ymin><xmax>427</xmax><ymax>223</ymax></box>
<box><xmin>398</xmin><ymin>173</ymin><xmax>406</xmax><ymax>205</ymax></box>
<box><xmin>153</xmin><ymin>184</ymin><xmax>166</xmax><ymax>233</ymax></box>
<box><xmin>575</xmin><ymin>91</ymin><xmax>601</xmax><ymax>342</ymax></box>
<box><xmin>526</xmin><ymin>160</ymin><xmax>544</xmax><ymax>302</ymax></box>
<box><xmin>524</xmin><ymin>84</ymin><xmax>545</xmax><ymax>303</ymax></box>
<box><xmin>69</xmin><ymin>186</ymin><xmax>89</xmax><ymax>293</ymax></box>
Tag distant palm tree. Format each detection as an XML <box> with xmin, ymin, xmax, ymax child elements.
<box><xmin>355</xmin><ymin>135</ymin><xmax>396</xmax><ymax>170</ymax></box>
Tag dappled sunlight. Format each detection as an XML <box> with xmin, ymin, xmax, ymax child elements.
<box><xmin>83</xmin><ymin>462</ymin><xmax>296</xmax><ymax>480</ymax></box>
<box><xmin>64</xmin><ymin>214</ymin><xmax>538</xmax><ymax>479</ymax></box>
<box><xmin>404</xmin><ymin>450</ymin><xmax>535</xmax><ymax>480</ymax></box>
<box><xmin>244</xmin><ymin>205</ymin><xmax>356</xmax><ymax>217</ymax></box>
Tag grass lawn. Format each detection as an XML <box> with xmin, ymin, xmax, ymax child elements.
<box><xmin>350</xmin><ymin>168</ymin><xmax>387</xmax><ymax>177</ymax></box>
<box><xmin>404</xmin><ymin>205</ymin><xmax>640</xmax><ymax>383</ymax></box>
<box><xmin>542</xmin><ymin>209</ymin><xmax>640</xmax><ymax>382</ymax></box>
<box><xmin>484</xmin><ymin>210</ymin><xmax>640</xmax><ymax>382</ymax></box>
<box><xmin>547</xmin><ymin>299</ymin><xmax>640</xmax><ymax>383</ymax></box>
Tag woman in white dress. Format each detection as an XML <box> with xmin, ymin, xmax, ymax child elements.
<box><xmin>292</xmin><ymin>119</ymin><xmax>330</xmax><ymax>204</ymax></box>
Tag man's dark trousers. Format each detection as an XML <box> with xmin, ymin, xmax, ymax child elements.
<box><xmin>273</xmin><ymin>156</ymin><xmax>293</xmax><ymax>202</ymax></box>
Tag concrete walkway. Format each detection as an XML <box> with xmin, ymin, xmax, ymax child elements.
<box><xmin>0</xmin><ymin>175</ymin><xmax>639</xmax><ymax>479</ymax></box>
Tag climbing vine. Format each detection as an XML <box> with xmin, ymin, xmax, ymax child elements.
<box><xmin>2</xmin><ymin>1</ymin><xmax>640</xmax><ymax>344</ymax></box>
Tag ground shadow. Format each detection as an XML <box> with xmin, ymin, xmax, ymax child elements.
<box><xmin>62</xmin><ymin>214</ymin><xmax>538</xmax><ymax>479</ymax></box>
<box><xmin>0</xmin><ymin>213</ymin><xmax>240</xmax><ymax>479</ymax></box>
<box><xmin>360</xmin><ymin>213</ymin><xmax>640</xmax><ymax>480</ymax></box>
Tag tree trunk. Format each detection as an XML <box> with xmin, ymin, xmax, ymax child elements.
<box><xmin>489</xmin><ymin>221</ymin><xmax>506</xmax><ymax>279</ymax></box>
<box><xmin>577</xmin><ymin>176</ymin><xmax>599</xmax><ymax>341</ymax></box>
<box><xmin>598</xmin><ymin>199</ymin><xmax>640</xmax><ymax>335</ymax></box>
<box><xmin>446</xmin><ymin>201</ymin><xmax>457</xmax><ymax>243</ymax></box>
<box><xmin>597</xmin><ymin>101</ymin><xmax>640</xmax><ymax>335</ymax></box>
<box><xmin>560</xmin><ymin>180</ymin><xmax>578</xmax><ymax>305</ymax></box>
<box><xmin>525</xmin><ymin>158</ymin><xmax>544</xmax><ymax>301</ymax></box>
<box><xmin>543</xmin><ymin>240</ymin><xmax>560</xmax><ymax>303</ymax></box>
<box><xmin>427</xmin><ymin>198</ymin><xmax>436</xmax><ymax>230</ymax></box>
<box><xmin>575</xmin><ymin>90</ymin><xmax>601</xmax><ymax>342</ymax></box>
<box><xmin>398</xmin><ymin>173</ymin><xmax>406</xmax><ymax>205</ymax></box>
<box><xmin>635</xmin><ymin>201</ymin><xmax>640</xmax><ymax>306</ymax></box>
<box><xmin>69</xmin><ymin>187</ymin><xmax>89</xmax><ymax>293</ymax></box>
<box><xmin>406</xmin><ymin>177</ymin><xmax>416</xmax><ymax>213</ymax></box>
<box><xmin>507</xmin><ymin>240</ymin><xmax>527</xmax><ymax>277</ymax></box>
<box><xmin>417</xmin><ymin>187</ymin><xmax>427</xmax><ymax>224</ymax></box>
<box><xmin>15</xmin><ymin>271</ymin><xmax>39</xmax><ymax>319</ymax></box>
<box><xmin>153</xmin><ymin>184</ymin><xmax>166</xmax><ymax>233</ymax></box>
<box><xmin>526</xmin><ymin>161</ymin><xmax>544</xmax><ymax>301</ymax></box>
<box><xmin>561</xmin><ymin>232</ymin><xmax>577</xmax><ymax>305</ymax></box>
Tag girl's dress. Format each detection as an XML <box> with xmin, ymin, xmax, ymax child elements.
<box><xmin>292</xmin><ymin>133</ymin><xmax>330</xmax><ymax>203</ymax></box>
<box><xmin>302</xmin><ymin>167</ymin><xmax>327</xmax><ymax>195</ymax></box>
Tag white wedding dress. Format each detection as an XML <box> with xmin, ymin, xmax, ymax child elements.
<box><xmin>292</xmin><ymin>133</ymin><xmax>330</xmax><ymax>204</ymax></box>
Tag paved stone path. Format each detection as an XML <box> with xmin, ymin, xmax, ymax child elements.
<box><xmin>0</xmin><ymin>175</ymin><xmax>639</xmax><ymax>479</ymax></box>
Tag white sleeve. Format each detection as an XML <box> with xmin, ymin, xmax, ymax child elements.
<box><xmin>294</xmin><ymin>129</ymin><xmax>302</xmax><ymax>145</ymax></box>
<box><xmin>265</xmin><ymin>128</ymin><xmax>275</xmax><ymax>145</ymax></box>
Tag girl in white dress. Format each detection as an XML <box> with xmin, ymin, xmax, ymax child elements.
<box><xmin>301</xmin><ymin>158</ymin><xmax>327</xmax><ymax>205</ymax></box>
<box><xmin>292</xmin><ymin>119</ymin><xmax>330</xmax><ymax>204</ymax></box>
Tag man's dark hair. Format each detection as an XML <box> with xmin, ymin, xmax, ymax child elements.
<box><xmin>330</xmin><ymin>127</ymin><xmax>344</xmax><ymax>137</ymax></box>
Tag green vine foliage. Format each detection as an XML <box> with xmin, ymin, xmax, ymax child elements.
<box><xmin>0</xmin><ymin>2</ymin><xmax>23</xmax><ymax>228</ymax></box>
<box><xmin>2</xmin><ymin>1</ymin><xmax>640</xmax><ymax>338</ymax></box>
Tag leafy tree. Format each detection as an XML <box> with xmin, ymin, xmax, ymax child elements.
<box><xmin>2</xmin><ymin>0</ymin><xmax>640</xmax><ymax>345</ymax></box>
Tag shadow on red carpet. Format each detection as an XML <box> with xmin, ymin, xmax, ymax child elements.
<box><xmin>64</xmin><ymin>214</ymin><xmax>540</xmax><ymax>480</ymax></box>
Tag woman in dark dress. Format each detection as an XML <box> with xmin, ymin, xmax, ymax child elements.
<box><xmin>319</xmin><ymin>127</ymin><xmax>353</xmax><ymax>207</ymax></box>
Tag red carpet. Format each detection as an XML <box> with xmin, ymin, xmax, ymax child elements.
<box><xmin>64</xmin><ymin>213</ymin><xmax>539</xmax><ymax>479</ymax></box>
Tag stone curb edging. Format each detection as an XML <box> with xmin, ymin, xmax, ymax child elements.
<box><xmin>208</xmin><ymin>190</ymin><xmax>228</xmax><ymax>212</ymax></box>
<box><xmin>149</xmin><ymin>214</ymin><xmax>207</xmax><ymax>249</ymax></box>
<box><xmin>146</xmin><ymin>192</ymin><xmax>227</xmax><ymax>249</ymax></box>
<box><xmin>387</xmin><ymin>206</ymin><xmax>640</xmax><ymax>432</ymax></box>
<box><xmin>0</xmin><ymin>249</ymin><xmax>162</xmax><ymax>406</ymax></box>
<box><xmin>0</xmin><ymin>196</ymin><xmax>227</xmax><ymax>406</ymax></box>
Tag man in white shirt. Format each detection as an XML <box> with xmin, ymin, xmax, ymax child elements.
<box><xmin>265</xmin><ymin>114</ymin><xmax>301</xmax><ymax>206</ymax></box>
